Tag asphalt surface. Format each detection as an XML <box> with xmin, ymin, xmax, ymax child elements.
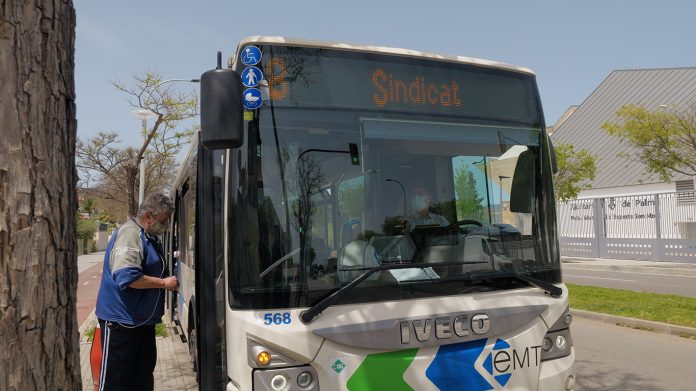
<box><xmin>76</xmin><ymin>252</ymin><xmax>105</xmax><ymax>329</ymax></box>
<box><xmin>572</xmin><ymin>317</ymin><xmax>696</xmax><ymax>391</ymax></box>
<box><xmin>78</xmin><ymin>251</ymin><xmax>104</xmax><ymax>273</ymax></box>
<box><xmin>563</xmin><ymin>267</ymin><xmax>696</xmax><ymax>297</ymax></box>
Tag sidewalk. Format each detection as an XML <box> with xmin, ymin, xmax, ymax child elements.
<box><xmin>76</xmin><ymin>250</ymin><xmax>197</xmax><ymax>391</ymax></box>
<box><xmin>561</xmin><ymin>256</ymin><xmax>696</xmax><ymax>276</ymax></box>
<box><xmin>78</xmin><ymin>311</ymin><xmax>198</xmax><ymax>390</ymax></box>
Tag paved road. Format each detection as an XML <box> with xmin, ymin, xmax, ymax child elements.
<box><xmin>77</xmin><ymin>253</ymin><xmax>104</xmax><ymax>328</ymax></box>
<box><xmin>563</xmin><ymin>267</ymin><xmax>696</xmax><ymax>297</ymax></box>
<box><xmin>572</xmin><ymin>317</ymin><xmax>696</xmax><ymax>391</ymax></box>
<box><xmin>78</xmin><ymin>252</ymin><xmax>104</xmax><ymax>273</ymax></box>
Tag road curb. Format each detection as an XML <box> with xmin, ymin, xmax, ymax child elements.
<box><xmin>79</xmin><ymin>309</ymin><xmax>97</xmax><ymax>342</ymax></box>
<box><xmin>571</xmin><ymin>308</ymin><xmax>696</xmax><ymax>339</ymax></box>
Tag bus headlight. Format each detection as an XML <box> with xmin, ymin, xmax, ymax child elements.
<box><xmin>297</xmin><ymin>371</ymin><xmax>313</xmax><ymax>388</ymax></box>
<box><xmin>253</xmin><ymin>365</ymin><xmax>319</xmax><ymax>390</ymax></box>
<box><xmin>540</xmin><ymin>329</ymin><xmax>573</xmax><ymax>361</ymax></box>
<box><xmin>270</xmin><ymin>374</ymin><xmax>289</xmax><ymax>391</ymax></box>
<box><xmin>540</xmin><ymin>308</ymin><xmax>574</xmax><ymax>361</ymax></box>
<box><xmin>542</xmin><ymin>337</ymin><xmax>553</xmax><ymax>352</ymax></box>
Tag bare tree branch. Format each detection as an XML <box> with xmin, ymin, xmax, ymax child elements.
<box><xmin>77</xmin><ymin>71</ymin><xmax>197</xmax><ymax>218</ymax></box>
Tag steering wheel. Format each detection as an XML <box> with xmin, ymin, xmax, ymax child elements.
<box><xmin>450</xmin><ymin>219</ymin><xmax>483</xmax><ymax>228</ymax></box>
<box><xmin>448</xmin><ymin>220</ymin><xmax>483</xmax><ymax>234</ymax></box>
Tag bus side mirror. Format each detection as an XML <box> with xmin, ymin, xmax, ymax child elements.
<box><xmin>200</xmin><ymin>68</ymin><xmax>244</xmax><ymax>149</ymax></box>
<box><xmin>510</xmin><ymin>150</ymin><xmax>536</xmax><ymax>213</ymax></box>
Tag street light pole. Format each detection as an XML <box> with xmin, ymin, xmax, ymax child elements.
<box><xmin>386</xmin><ymin>178</ymin><xmax>407</xmax><ymax>215</ymax></box>
<box><xmin>139</xmin><ymin>119</ymin><xmax>147</xmax><ymax>206</ymax></box>
<box><xmin>499</xmin><ymin>175</ymin><xmax>510</xmax><ymax>223</ymax></box>
<box><xmin>131</xmin><ymin>109</ymin><xmax>157</xmax><ymax>206</ymax></box>
<box><xmin>147</xmin><ymin>78</ymin><xmax>200</xmax><ymax>98</ymax></box>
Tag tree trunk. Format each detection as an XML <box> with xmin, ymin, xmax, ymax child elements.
<box><xmin>127</xmin><ymin>164</ymin><xmax>138</xmax><ymax>218</ymax></box>
<box><xmin>0</xmin><ymin>1</ymin><xmax>81</xmax><ymax>390</ymax></box>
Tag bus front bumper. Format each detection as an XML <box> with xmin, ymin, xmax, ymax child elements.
<box><xmin>538</xmin><ymin>347</ymin><xmax>576</xmax><ymax>390</ymax></box>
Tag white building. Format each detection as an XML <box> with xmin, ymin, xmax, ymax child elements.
<box><xmin>550</xmin><ymin>67</ymin><xmax>696</xmax><ymax>262</ymax></box>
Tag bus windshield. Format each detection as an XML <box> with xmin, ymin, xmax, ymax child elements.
<box><xmin>227</xmin><ymin>47</ymin><xmax>559</xmax><ymax>310</ymax></box>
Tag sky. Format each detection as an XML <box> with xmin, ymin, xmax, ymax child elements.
<box><xmin>74</xmin><ymin>0</ymin><xmax>696</xmax><ymax>154</ymax></box>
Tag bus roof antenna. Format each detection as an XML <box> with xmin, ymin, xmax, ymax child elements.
<box><xmin>216</xmin><ymin>51</ymin><xmax>222</xmax><ymax>70</ymax></box>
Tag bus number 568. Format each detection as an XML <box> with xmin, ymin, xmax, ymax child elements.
<box><xmin>263</xmin><ymin>312</ymin><xmax>292</xmax><ymax>325</ymax></box>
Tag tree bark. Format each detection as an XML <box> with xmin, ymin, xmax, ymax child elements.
<box><xmin>0</xmin><ymin>0</ymin><xmax>81</xmax><ymax>390</ymax></box>
<box><xmin>126</xmin><ymin>164</ymin><xmax>138</xmax><ymax>217</ymax></box>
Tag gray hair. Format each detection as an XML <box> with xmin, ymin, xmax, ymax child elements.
<box><xmin>137</xmin><ymin>192</ymin><xmax>174</xmax><ymax>217</ymax></box>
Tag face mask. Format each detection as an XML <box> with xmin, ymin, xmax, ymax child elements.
<box><xmin>149</xmin><ymin>218</ymin><xmax>166</xmax><ymax>235</ymax></box>
<box><xmin>411</xmin><ymin>195</ymin><xmax>427</xmax><ymax>211</ymax></box>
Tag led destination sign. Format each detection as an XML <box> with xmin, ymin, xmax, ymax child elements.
<box><xmin>371</xmin><ymin>68</ymin><xmax>462</xmax><ymax>108</ymax></box>
<box><xmin>254</xmin><ymin>45</ymin><xmax>540</xmax><ymax>124</ymax></box>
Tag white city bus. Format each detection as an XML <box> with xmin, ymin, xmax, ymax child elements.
<box><xmin>166</xmin><ymin>36</ymin><xmax>575</xmax><ymax>391</ymax></box>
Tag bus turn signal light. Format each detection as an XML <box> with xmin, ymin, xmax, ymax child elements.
<box><xmin>257</xmin><ymin>351</ymin><xmax>271</xmax><ymax>365</ymax></box>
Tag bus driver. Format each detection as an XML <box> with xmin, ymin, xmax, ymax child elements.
<box><xmin>406</xmin><ymin>185</ymin><xmax>449</xmax><ymax>227</ymax></box>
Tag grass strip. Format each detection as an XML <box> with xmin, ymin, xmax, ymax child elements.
<box><xmin>567</xmin><ymin>283</ymin><xmax>696</xmax><ymax>329</ymax></box>
<box><xmin>155</xmin><ymin>323</ymin><xmax>169</xmax><ymax>337</ymax></box>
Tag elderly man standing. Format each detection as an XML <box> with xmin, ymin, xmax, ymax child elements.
<box><xmin>95</xmin><ymin>192</ymin><xmax>179</xmax><ymax>391</ymax></box>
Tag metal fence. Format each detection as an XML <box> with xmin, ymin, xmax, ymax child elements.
<box><xmin>557</xmin><ymin>191</ymin><xmax>696</xmax><ymax>263</ymax></box>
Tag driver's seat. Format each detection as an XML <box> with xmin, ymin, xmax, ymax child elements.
<box><xmin>336</xmin><ymin>241</ymin><xmax>380</xmax><ymax>283</ymax></box>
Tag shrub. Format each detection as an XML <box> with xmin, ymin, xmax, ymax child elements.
<box><xmin>77</xmin><ymin>218</ymin><xmax>98</xmax><ymax>240</ymax></box>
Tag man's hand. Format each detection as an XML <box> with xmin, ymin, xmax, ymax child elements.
<box><xmin>162</xmin><ymin>276</ymin><xmax>179</xmax><ymax>291</ymax></box>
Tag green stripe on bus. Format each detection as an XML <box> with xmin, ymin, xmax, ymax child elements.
<box><xmin>346</xmin><ymin>349</ymin><xmax>419</xmax><ymax>391</ymax></box>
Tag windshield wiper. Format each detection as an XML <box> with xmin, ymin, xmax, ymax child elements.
<box><xmin>468</xmin><ymin>271</ymin><xmax>563</xmax><ymax>299</ymax></box>
<box><xmin>300</xmin><ymin>261</ymin><xmax>469</xmax><ymax>324</ymax></box>
<box><xmin>300</xmin><ymin>264</ymin><xmax>561</xmax><ymax>324</ymax></box>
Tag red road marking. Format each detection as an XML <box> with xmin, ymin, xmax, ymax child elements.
<box><xmin>77</xmin><ymin>261</ymin><xmax>103</xmax><ymax>327</ymax></box>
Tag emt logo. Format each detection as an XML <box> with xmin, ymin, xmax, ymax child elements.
<box><xmin>483</xmin><ymin>339</ymin><xmax>542</xmax><ymax>388</ymax></box>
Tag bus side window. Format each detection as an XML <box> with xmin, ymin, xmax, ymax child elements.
<box><xmin>178</xmin><ymin>183</ymin><xmax>190</xmax><ymax>267</ymax></box>
<box><xmin>185</xmin><ymin>186</ymin><xmax>196</xmax><ymax>270</ymax></box>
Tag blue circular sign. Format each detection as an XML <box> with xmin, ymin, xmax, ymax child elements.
<box><xmin>241</xmin><ymin>66</ymin><xmax>264</xmax><ymax>87</ymax></box>
<box><xmin>243</xmin><ymin>88</ymin><xmax>263</xmax><ymax>109</ymax></box>
<box><xmin>241</xmin><ymin>45</ymin><xmax>262</xmax><ymax>66</ymax></box>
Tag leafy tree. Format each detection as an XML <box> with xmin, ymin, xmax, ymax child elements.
<box><xmin>454</xmin><ymin>168</ymin><xmax>484</xmax><ymax>220</ymax></box>
<box><xmin>77</xmin><ymin>72</ymin><xmax>197</xmax><ymax>217</ymax></box>
<box><xmin>79</xmin><ymin>197</ymin><xmax>96</xmax><ymax>215</ymax></box>
<box><xmin>1</xmin><ymin>0</ymin><xmax>81</xmax><ymax>388</ymax></box>
<box><xmin>554</xmin><ymin>144</ymin><xmax>597</xmax><ymax>201</ymax></box>
<box><xmin>602</xmin><ymin>104</ymin><xmax>696</xmax><ymax>181</ymax></box>
<box><xmin>93</xmin><ymin>192</ymin><xmax>130</xmax><ymax>223</ymax></box>
<box><xmin>77</xmin><ymin>188</ymin><xmax>129</xmax><ymax>224</ymax></box>
<box><xmin>338</xmin><ymin>182</ymin><xmax>364</xmax><ymax>220</ymax></box>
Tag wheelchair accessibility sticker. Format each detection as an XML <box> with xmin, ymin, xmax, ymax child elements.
<box><xmin>241</xmin><ymin>45</ymin><xmax>262</xmax><ymax>66</ymax></box>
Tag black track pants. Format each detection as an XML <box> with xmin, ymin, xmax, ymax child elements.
<box><xmin>98</xmin><ymin>319</ymin><xmax>157</xmax><ymax>391</ymax></box>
